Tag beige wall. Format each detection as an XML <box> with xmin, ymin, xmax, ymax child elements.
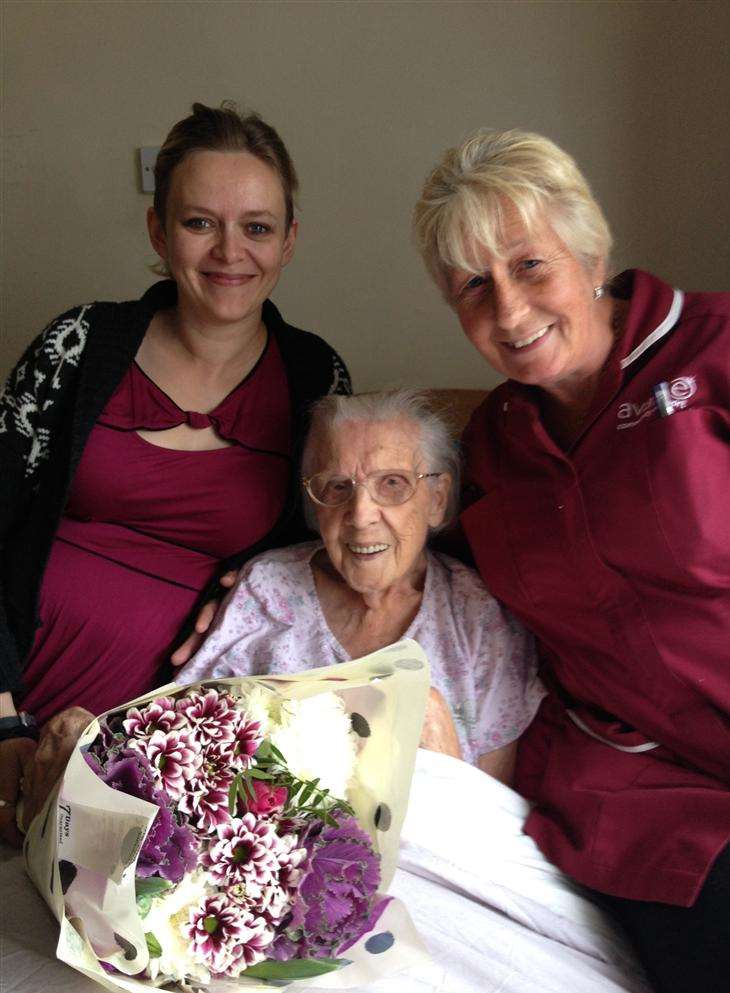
<box><xmin>2</xmin><ymin>0</ymin><xmax>729</xmax><ymax>390</ymax></box>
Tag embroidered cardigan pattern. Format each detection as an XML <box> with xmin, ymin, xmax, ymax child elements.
<box><xmin>0</xmin><ymin>306</ymin><xmax>93</xmax><ymax>481</ymax></box>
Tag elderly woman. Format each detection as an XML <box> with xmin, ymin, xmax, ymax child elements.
<box><xmin>179</xmin><ymin>390</ymin><xmax>544</xmax><ymax>777</ymax></box>
<box><xmin>413</xmin><ymin>129</ymin><xmax>730</xmax><ymax>992</ymax></box>
<box><xmin>0</xmin><ymin>102</ymin><xmax>349</xmax><ymax>844</ymax></box>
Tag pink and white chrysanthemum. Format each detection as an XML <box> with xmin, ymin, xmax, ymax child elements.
<box><xmin>202</xmin><ymin>814</ymin><xmax>284</xmax><ymax>890</ymax></box>
<box><xmin>230</xmin><ymin>714</ymin><xmax>264</xmax><ymax>769</ymax></box>
<box><xmin>176</xmin><ymin>689</ymin><xmax>239</xmax><ymax>748</ymax></box>
<box><xmin>259</xmin><ymin>834</ymin><xmax>308</xmax><ymax>924</ymax></box>
<box><xmin>123</xmin><ymin>697</ymin><xmax>184</xmax><ymax>738</ymax></box>
<box><xmin>183</xmin><ymin>894</ymin><xmax>274</xmax><ymax>976</ymax></box>
<box><xmin>180</xmin><ymin>740</ymin><xmax>236</xmax><ymax>834</ymax></box>
<box><xmin>192</xmin><ymin>740</ymin><xmax>236</xmax><ymax>791</ymax></box>
<box><xmin>277</xmin><ymin>833</ymin><xmax>309</xmax><ymax>895</ymax></box>
<box><xmin>228</xmin><ymin>877</ymin><xmax>292</xmax><ymax>924</ymax></box>
<box><xmin>127</xmin><ymin>728</ymin><xmax>202</xmax><ymax>801</ymax></box>
<box><xmin>223</xmin><ymin>832</ymin><xmax>307</xmax><ymax>922</ymax></box>
<box><xmin>179</xmin><ymin>780</ymin><xmax>233</xmax><ymax>835</ymax></box>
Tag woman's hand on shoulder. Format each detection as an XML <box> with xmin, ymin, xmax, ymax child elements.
<box><xmin>171</xmin><ymin>569</ymin><xmax>237</xmax><ymax>667</ymax></box>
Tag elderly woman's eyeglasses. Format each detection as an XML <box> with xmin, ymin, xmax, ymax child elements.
<box><xmin>303</xmin><ymin>470</ymin><xmax>441</xmax><ymax>508</ymax></box>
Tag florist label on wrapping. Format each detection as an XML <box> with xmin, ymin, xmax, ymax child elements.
<box><xmin>58</xmin><ymin>801</ymin><xmax>72</xmax><ymax>843</ymax></box>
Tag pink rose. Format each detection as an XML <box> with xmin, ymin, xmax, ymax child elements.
<box><xmin>245</xmin><ymin>780</ymin><xmax>288</xmax><ymax>816</ymax></box>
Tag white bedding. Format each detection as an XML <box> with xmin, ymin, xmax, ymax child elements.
<box><xmin>0</xmin><ymin>749</ymin><xmax>650</xmax><ymax>993</ymax></box>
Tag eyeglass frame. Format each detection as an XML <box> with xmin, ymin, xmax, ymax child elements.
<box><xmin>302</xmin><ymin>469</ymin><xmax>443</xmax><ymax>508</ymax></box>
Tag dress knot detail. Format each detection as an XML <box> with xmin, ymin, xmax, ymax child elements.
<box><xmin>185</xmin><ymin>411</ymin><xmax>212</xmax><ymax>430</ymax></box>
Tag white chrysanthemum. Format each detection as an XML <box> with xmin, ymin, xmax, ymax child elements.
<box><xmin>144</xmin><ymin>870</ymin><xmax>211</xmax><ymax>984</ymax></box>
<box><xmin>268</xmin><ymin>693</ymin><xmax>357</xmax><ymax>799</ymax></box>
<box><xmin>234</xmin><ymin>684</ymin><xmax>275</xmax><ymax>737</ymax></box>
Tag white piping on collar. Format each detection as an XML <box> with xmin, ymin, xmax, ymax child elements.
<box><xmin>619</xmin><ymin>288</ymin><xmax>684</xmax><ymax>370</ymax></box>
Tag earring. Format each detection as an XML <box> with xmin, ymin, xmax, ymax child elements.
<box><xmin>593</xmin><ymin>285</ymin><xmax>605</xmax><ymax>301</ymax></box>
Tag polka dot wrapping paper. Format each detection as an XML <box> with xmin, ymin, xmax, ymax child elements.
<box><xmin>22</xmin><ymin>639</ymin><xmax>432</xmax><ymax>990</ymax></box>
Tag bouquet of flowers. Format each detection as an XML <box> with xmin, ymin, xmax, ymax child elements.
<box><xmin>23</xmin><ymin>641</ymin><xmax>430</xmax><ymax>991</ymax></box>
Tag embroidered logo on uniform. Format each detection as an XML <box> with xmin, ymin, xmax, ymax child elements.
<box><xmin>667</xmin><ymin>376</ymin><xmax>696</xmax><ymax>404</ymax></box>
<box><xmin>616</xmin><ymin>375</ymin><xmax>696</xmax><ymax>430</ymax></box>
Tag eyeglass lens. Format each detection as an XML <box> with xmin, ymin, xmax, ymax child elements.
<box><xmin>308</xmin><ymin>470</ymin><xmax>416</xmax><ymax>506</ymax></box>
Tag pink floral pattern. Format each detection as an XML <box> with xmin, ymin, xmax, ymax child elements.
<box><xmin>181</xmin><ymin>543</ymin><xmax>545</xmax><ymax>764</ymax></box>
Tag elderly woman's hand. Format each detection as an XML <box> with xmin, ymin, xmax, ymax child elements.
<box><xmin>20</xmin><ymin>706</ymin><xmax>94</xmax><ymax>832</ymax></box>
<box><xmin>420</xmin><ymin>687</ymin><xmax>463</xmax><ymax>760</ymax></box>
<box><xmin>0</xmin><ymin>737</ymin><xmax>37</xmax><ymax>847</ymax></box>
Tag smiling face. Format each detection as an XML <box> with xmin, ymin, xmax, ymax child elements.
<box><xmin>447</xmin><ymin>201</ymin><xmax>613</xmax><ymax>403</ymax></box>
<box><xmin>147</xmin><ymin>149</ymin><xmax>297</xmax><ymax>331</ymax></box>
<box><xmin>311</xmin><ymin>418</ymin><xmax>450</xmax><ymax>598</ymax></box>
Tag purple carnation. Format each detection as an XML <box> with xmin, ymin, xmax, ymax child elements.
<box><xmin>272</xmin><ymin>814</ymin><xmax>384</xmax><ymax>958</ymax></box>
<box><xmin>84</xmin><ymin>749</ymin><xmax>198</xmax><ymax>883</ymax></box>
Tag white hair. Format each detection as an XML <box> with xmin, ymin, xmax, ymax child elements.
<box><xmin>413</xmin><ymin>128</ymin><xmax>612</xmax><ymax>293</ymax></box>
<box><xmin>301</xmin><ymin>389</ymin><xmax>461</xmax><ymax>532</ymax></box>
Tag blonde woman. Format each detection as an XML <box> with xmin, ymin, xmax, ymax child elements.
<box><xmin>414</xmin><ymin>128</ymin><xmax>730</xmax><ymax>993</ymax></box>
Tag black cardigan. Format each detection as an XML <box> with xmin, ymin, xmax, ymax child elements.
<box><xmin>0</xmin><ymin>280</ymin><xmax>351</xmax><ymax>694</ymax></box>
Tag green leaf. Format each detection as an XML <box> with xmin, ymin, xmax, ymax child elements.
<box><xmin>145</xmin><ymin>932</ymin><xmax>162</xmax><ymax>959</ymax></box>
<box><xmin>299</xmin><ymin>779</ymin><xmax>319</xmax><ymax>805</ymax></box>
<box><xmin>255</xmin><ymin>740</ymin><xmax>272</xmax><ymax>760</ymax></box>
<box><xmin>249</xmin><ymin>768</ymin><xmax>275</xmax><ymax>780</ymax></box>
<box><xmin>268</xmin><ymin>742</ymin><xmax>288</xmax><ymax>765</ymax></box>
<box><xmin>135</xmin><ymin>877</ymin><xmax>174</xmax><ymax>900</ymax></box>
<box><xmin>287</xmin><ymin>780</ymin><xmax>305</xmax><ymax>800</ymax></box>
<box><xmin>243</xmin><ymin>957</ymin><xmax>347</xmax><ymax>980</ymax></box>
<box><xmin>238</xmin><ymin>775</ymin><xmax>255</xmax><ymax>802</ymax></box>
<box><xmin>228</xmin><ymin>779</ymin><xmax>238</xmax><ymax>816</ymax></box>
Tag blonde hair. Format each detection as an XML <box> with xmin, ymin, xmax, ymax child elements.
<box><xmin>413</xmin><ymin>128</ymin><xmax>612</xmax><ymax>292</ymax></box>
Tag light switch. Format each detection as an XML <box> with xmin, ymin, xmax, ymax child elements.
<box><xmin>139</xmin><ymin>147</ymin><xmax>160</xmax><ymax>193</ymax></box>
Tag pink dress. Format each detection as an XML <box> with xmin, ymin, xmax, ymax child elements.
<box><xmin>21</xmin><ymin>337</ymin><xmax>291</xmax><ymax>724</ymax></box>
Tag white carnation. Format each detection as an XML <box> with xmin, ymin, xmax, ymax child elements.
<box><xmin>268</xmin><ymin>693</ymin><xmax>357</xmax><ymax>799</ymax></box>
<box><xmin>143</xmin><ymin>871</ymin><xmax>211</xmax><ymax>984</ymax></box>
<box><xmin>234</xmin><ymin>683</ymin><xmax>275</xmax><ymax>737</ymax></box>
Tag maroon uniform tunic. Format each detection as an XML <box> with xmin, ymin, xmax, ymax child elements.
<box><xmin>22</xmin><ymin>336</ymin><xmax>290</xmax><ymax>723</ymax></box>
<box><xmin>461</xmin><ymin>270</ymin><xmax>730</xmax><ymax>906</ymax></box>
